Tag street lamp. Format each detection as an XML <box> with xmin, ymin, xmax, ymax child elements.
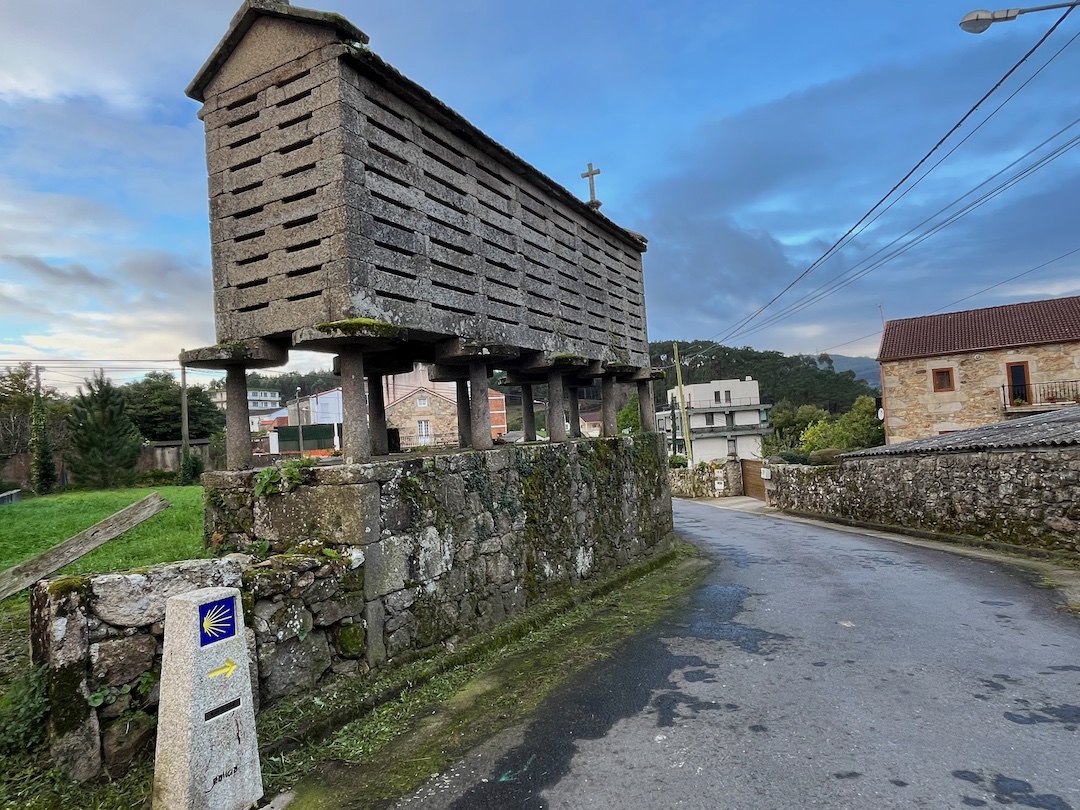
<box><xmin>960</xmin><ymin>2</ymin><xmax>1080</xmax><ymax>33</ymax></box>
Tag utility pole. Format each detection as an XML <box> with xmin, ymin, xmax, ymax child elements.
<box><xmin>672</xmin><ymin>343</ymin><xmax>694</xmax><ymax>465</ymax></box>
<box><xmin>180</xmin><ymin>355</ymin><xmax>190</xmax><ymax>462</ymax></box>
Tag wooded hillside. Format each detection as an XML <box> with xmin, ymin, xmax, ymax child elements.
<box><xmin>651</xmin><ymin>342</ymin><xmax>879</xmax><ymax>413</ymax></box>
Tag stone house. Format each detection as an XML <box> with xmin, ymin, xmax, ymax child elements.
<box><xmin>386</xmin><ymin>387</ymin><xmax>458</xmax><ymax>448</ymax></box>
<box><xmin>655</xmin><ymin>377</ymin><xmax>772</xmax><ymax>461</ymax></box>
<box><xmin>385</xmin><ymin>386</ymin><xmax>507</xmax><ymax>448</ymax></box>
<box><xmin>878</xmin><ymin>295</ymin><xmax>1080</xmax><ymax>444</ymax></box>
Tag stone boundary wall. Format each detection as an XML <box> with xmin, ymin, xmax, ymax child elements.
<box><xmin>765</xmin><ymin>448</ymin><xmax>1080</xmax><ymax>554</ymax></box>
<box><xmin>669</xmin><ymin>460</ymin><xmax>742</xmax><ymax>499</ymax></box>
<box><xmin>31</xmin><ymin>436</ymin><xmax>673</xmax><ymax>780</ymax></box>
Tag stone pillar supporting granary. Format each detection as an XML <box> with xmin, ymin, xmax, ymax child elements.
<box><xmin>337</xmin><ymin>348</ymin><xmax>370</xmax><ymax>464</ymax></box>
<box><xmin>179</xmin><ymin>0</ymin><xmax>659</xmax><ymax>456</ymax></box>
<box><xmin>547</xmin><ymin>370</ymin><xmax>568</xmax><ymax>442</ymax></box>
<box><xmin>455</xmin><ymin>380</ymin><xmax>472</xmax><ymax>448</ymax></box>
<box><xmin>179</xmin><ymin>339</ymin><xmax>288</xmax><ymax>470</ymax></box>
<box><xmin>521</xmin><ymin>383</ymin><xmax>537</xmax><ymax>442</ymax></box>
<box><xmin>366</xmin><ymin>371</ymin><xmax>388</xmax><ymax>456</ymax></box>
<box><xmin>601</xmin><ymin>376</ymin><xmax>619</xmax><ymax>437</ymax></box>
<box><xmin>568</xmin><ymin>386</ymin><xmax>582</xmax><ymax>438</ymax></box>
<box><xmin>638</xmin><ymin>379</ymin><xmax>657</xmax><ymax>431</ymax></box>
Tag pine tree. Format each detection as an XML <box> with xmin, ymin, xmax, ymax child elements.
<box><xmin>29</xmin><ymin>395</ymin><xmax>56</xmax><ymax>495</ymax></box>
<box><xmin>66</xmin><ymin>372</ymin><xmax>144</xmax><ymax>489</ymax></box>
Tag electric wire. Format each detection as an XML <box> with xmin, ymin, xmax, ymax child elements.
<box><xmin>709</xmin><ymin>5</ymin><xmax>1076</xmax><ymax>348</ymax></box>
<box><xmin>663</xmin><ymin>7</ymin><xmax>1077</xmax><ymax>369</ymax></box>
<box><xmin>724</xmin><ymin>118</ymin><xmax>1080</xmax><ymax>342</ymax></box>
<box><xmin>816</xmin><ymin>244</ymin><xmax>1080</xmax><ymax>353</ymax></box>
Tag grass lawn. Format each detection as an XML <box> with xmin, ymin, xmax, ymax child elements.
<box><xmin>0</xmin><ymin>486</ymin><xmax>208</xmax><ymax>693</ymax></box>
<box><xmin>0</xmin><ymin>486</ymin><xmax>209</xmax><ymax>577</ymax></box>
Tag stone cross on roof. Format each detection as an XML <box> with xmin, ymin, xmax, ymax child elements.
<box><xmin>581</xmin><ymin>162</ymin><xmax>602</xmax><ymax>210</ymax></box>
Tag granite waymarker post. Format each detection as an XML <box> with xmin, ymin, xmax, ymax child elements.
<box><xmin>153</xmin><ymin>587</ymin><xmax>262</xmax><ymax>810</ymax></box>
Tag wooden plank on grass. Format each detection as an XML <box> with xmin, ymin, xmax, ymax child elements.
<box><xmin>0</xmin><ymin>493</ymin><xmax>170</xmax><ymax>601</ymax></box>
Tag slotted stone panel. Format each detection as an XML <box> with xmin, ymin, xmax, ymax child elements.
<box><xmin>195</xmin><ymin>6</ymin><xmax>649</xmax><ymax>366</ymax></box>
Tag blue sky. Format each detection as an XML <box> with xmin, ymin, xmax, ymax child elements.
<box><xmin>2</xmin><ymin>0</ymin><xmax>1080</xmax><ymax>390</ymax></box>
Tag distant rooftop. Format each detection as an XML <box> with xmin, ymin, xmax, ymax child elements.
<box><xmin>877</xmin><ymin>295</ymin><xmax>1080</xmax><ymax>362</ymax></box>
<box><xmin>847</xmin><ymin>406</ymin><xmax>1080</xmax><ymax>458</ymax></box>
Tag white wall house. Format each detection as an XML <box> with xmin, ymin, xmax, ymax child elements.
<box><xmin>656</xmin><ymin>377</ymin><xmax>772</xmax><ymax>462</ymax></box>
<box><xmin>211</xmin><ymin>388</ymin><xmax>283</xmax><ymax>432</ymax></box>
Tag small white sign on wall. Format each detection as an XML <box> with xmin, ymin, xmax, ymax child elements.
<box><xmin>760</xmin><ymin>467</ymin><xmax>772</xmax><ymax>480</ymax></box>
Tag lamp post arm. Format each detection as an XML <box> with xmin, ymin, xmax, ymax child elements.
<box><xmin>961</xmin><ymin>1</ymin><xmax>1080</xmax><ymax>32</ymax></box>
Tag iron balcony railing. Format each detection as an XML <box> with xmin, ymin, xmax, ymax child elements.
<box><xmin>1002</xmin><ymin>379</ymin><xmax>1080</xmax><ymax>408</ymax></box>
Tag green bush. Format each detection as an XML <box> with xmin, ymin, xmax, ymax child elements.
<box><xmin>175</xmin><ymin>452</ymin><xmax>205</xmax><ymax>486</ymax></box>
<box><xmin>668</xmin><ymin>454</ymin><xmax>688</xmax><ymax>469</ymax></box>
<box><xmin>778</xmin><ymin>451</ymin><xmax>810</xmax><ymax>464</ymax></box>
<box><xmin>0</xmin><ymin>667</ymin><xmax>47</xmax><ymax>753</ymax></box>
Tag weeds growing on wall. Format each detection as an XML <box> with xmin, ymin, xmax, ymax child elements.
<box><xmin>253</xmin><ymin>457</ymin><xmax>316</xmax><ymax>497</ymax></box>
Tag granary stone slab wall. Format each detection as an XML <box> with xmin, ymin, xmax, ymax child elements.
<box><xmin>766</xmin><ymin>449</ymin><xmax>1080</xmax><ymax>554</ymax></box>
<box><xmin>191</xmin><ymin>4</ymin><xmax>649</xmax><ymax>368</ymax></box>
<box><xmin>882</xmin><ymin>342</ymin><xmax>1080</xmax><ymax>444</ymax></box>
<box><xmin>32</xmin><ymin>436</ymin><xmax>672</xmax><ymax>781</ymax></box>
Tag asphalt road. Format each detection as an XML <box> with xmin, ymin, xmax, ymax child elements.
<box><xmin>395</xmin><ymin>499</ymin><xmax>1080</xmax><ymax>810</ymax></box>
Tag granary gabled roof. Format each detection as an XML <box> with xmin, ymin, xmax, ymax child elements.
<box><xmin>877</xmin><ymin>295</ymin><xmax>1080</xmax><ymax>362</ymax></box>
<box><xmin>186</xmin><ymin>0</ymin><xmax>369</xmax><ymax>102</ymax></box>
<box><xmin>846</xmin><ymin>405</ymin><xmax>1080</xmax><ymax>458</ymax></box>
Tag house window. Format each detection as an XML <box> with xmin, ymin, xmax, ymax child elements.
<box><xmin>705</xmin><ymin>413</ymin><xmax>715</xmax><ymax>426</ymax></box>
<box><xmin>724</xmin><ymin>390</ymin><xmax>732</xmax><ymax>403</ymax></box>
<box><xmin>725</xmin><ymin>412</ymin><xmax>735</xmax><ymax>428</ymax></box>
<box><xmin>417</xmin><ymin>396</ymin><xmax>429</xmax><ymax>408</ymax></box>
<box><xmin>714</xmin><ymin>391</ymin><xmax>722</xmax><ymax>403</ymax></box>
<box><xmin>760</xmin><ymin>410</ymin><xmax>769</xmax><ymax>423</ymax></box>
<box><xmin>417</xmin><ymin>419</ymin><xmax>431</xmax><ymax>445</ymax></box>
<box><xmin>932</xmin><ymin>368</ymin><xmax>955</xmax><ymax>392</ymax></box>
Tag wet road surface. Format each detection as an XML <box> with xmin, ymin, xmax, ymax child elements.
<box><xmin>394</xmin><ymin>499</ymin><xmax>1080</xmax><ymax>809</ymax></box>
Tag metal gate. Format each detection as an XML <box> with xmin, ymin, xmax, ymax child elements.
<box><xmin>741</xmin><ymin>459</ymin><xmax>766</xmax><ymax>500</ymax></box>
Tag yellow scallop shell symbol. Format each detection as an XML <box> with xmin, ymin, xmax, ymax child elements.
<box><xmin>202</xmin><ymin>602</ymin><xmax>232</xmax><ymax>638</ymax></box>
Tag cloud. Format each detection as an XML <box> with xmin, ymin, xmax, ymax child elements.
<box><xmin>634</xmin><ymin>35</ymin><xmax>1080</xmax><ymax>353</ymax></box>
<box><xmin>1</xmin><ymin>255</ymin><xmax>116</xmax><ymax>289</ymax></box>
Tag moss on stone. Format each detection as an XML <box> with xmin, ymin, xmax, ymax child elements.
<box><xmin>46</xmin><ymin>576</ymin><xmax>90</xmax><ymax>600</ymax></box>
<box><xmin>341</xmin><ymin>567</ymin><xmax>365</xmax><ymax>593</ymax></box>
<box><xmin>48</xmin><ymin>662</ymin><xmax>91</xmax><ymax>737</ymax></box>
<box><xmin>315</xmin><ymin>318</ymin><xmax>402</xmax><ymax>338</ymax></box>
<box><xmin>336</xmin><ymin>623</ymin><xmax>366</xmax><ymax>658</ymax></box>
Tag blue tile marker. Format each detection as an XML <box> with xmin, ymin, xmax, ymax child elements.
<box><xmin>198</xmin><ymin>596</ymin><xmax>237</xmax><ymax>646</ymax></box>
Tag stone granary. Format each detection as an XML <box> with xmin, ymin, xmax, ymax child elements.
<box><xmin>181</xmin><ymin>0</ymin><xmax>660</xmax><ymax>467</ymax></box>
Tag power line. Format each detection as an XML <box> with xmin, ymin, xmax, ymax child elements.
<box><xmin>725</xmin><ymin>117</ymin><xmax>1080</xmax><ymax>342</ymax></box>
<box><xmin>816</xmin><ymin>243</ymin><xmax>1080</xmax><ymax>354</ymax></box>
<box><xmin>665</xmin><ymin>7</ymin><xmax>1078</xmax><ymax>369</ymax></box>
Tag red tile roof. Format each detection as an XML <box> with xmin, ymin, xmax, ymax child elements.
<box><xmin>877</xmin><ymin>295</ymin><xmax>1080</xmax><ymax>362</ymax></box>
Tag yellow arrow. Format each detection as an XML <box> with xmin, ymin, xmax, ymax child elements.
<box><xmin>208</xmin><ymin>659</ymin><xmax>237</xmax><ymax>679</ymax></box>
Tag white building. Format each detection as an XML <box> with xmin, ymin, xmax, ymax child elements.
<box><xmin>211</xmin><ymin>388</ymin><xmax>282</xmax><ymax>432</ymax></box>
<box><xmin>656</xmin><ymin>377</ymin><xmax>772</xmax><ymax>462</ymax></box>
